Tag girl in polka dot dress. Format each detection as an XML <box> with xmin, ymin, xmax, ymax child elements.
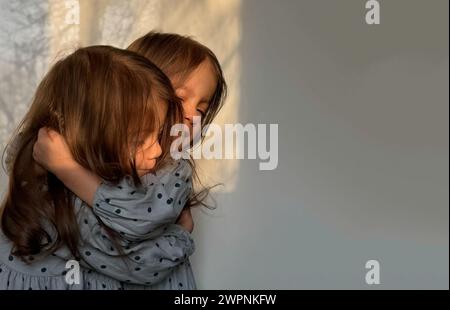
<box><xmin>1</xmin><ymin>33</ymin><xmax>227</xmax><ymax>290</ymax></box>
<box><xmin>0</xmin><ymin>45</ymin><xmax>195</xmax><ymax>290</ymax></box>
<box><xmin>32</xmin><ymin>32</ymin><xmax>228</xmax><ymax>290</ymax></box>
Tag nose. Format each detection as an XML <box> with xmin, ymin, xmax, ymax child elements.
<box><xmin>184</xmin><ymin>111</ymin><xmax>203</xmax><ymax>127</ymax></box>
<box><xmin>183</xmin><ymin>102</ymin><xmax>201</xmax><ymax>124</ymax></box>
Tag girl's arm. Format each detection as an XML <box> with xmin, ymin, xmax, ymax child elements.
<box><xmin>91</xmin><ymin>160</ymin><xmax>192</xmax><ymax>241</ymax></box>
<box><xmin>33</xmin><ymin>127</ymin><xmax>101</xmax><ymax>206</ymax></box>
<box><xmin>52</xmin><ymin>160</ymin><xmax>102</xmax><ymax>206</ymax></box>
<box><xmin>33</xmin><ymin>127</ymin><xmax>192</xmax><ymax>240</ymax></box>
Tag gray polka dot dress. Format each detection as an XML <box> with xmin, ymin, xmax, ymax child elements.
<box><xmin>0</xmin><ymin>159</ymin><xmax>197</xmax><ymax>290</ymax></box>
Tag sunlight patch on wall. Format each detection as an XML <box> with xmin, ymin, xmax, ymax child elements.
<box><xmin>159</xmin><ymin>0</ymin><xmax>242</xmax><ymax>193</ymax></box>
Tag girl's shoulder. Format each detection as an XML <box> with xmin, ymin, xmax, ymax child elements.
<box><xmin>142</xmin><ymin>159</ymin><xmax>192</xmax><ymax>186</ymax></box>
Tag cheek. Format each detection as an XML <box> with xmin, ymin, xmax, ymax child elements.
<box><xmin>134</xmin><ymin>151</ymin><xmax>144</xmax><ymax>165</ymax></box>
<box><xmin>182</xmin><ymin>101</ymin><xmax>196</xmax><ymax>116</ymax></box>
<box><xmin>146</xmin><ymin>146</ymin><xmax>160</xmax><ymax>159</ymax></box>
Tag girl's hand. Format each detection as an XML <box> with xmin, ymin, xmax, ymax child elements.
<box><xmin>176</xmin><ymin>207</ymin><xmax>194</xmax><ymax>233</ymax></box>
<box><xmin>33</xmin><ymin>127</ymin><xmax>76</xmax><ymax>175</ymax></box>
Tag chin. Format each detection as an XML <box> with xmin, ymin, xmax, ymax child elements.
<box><xmin>137</xmin><ymin>169</ymin><xmax>153</xmax><ymax>177</ymax></box>
<box><xmin>144</xmin><ymin>161</ymin><xmax>157</xmax><ymax>171</ymax></box>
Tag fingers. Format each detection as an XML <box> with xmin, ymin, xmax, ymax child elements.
<box><xmin>47</xmin><ymin>128</ymin><xmax>59</xmax><ymax>139</ymax></box>
<box><xmin>37</xmin><ymin>127</ymin><xmax>47</xmax><ymax>140</ymax></box>
<box><xmin>37</xmin><ymin>127</ymin><xmax>60</xmax><ymax>143</ymax></box>
<box><xmin>35</xmin><ymin>127</ymin><xmax>50</xmax><ymax>161</ymax></box>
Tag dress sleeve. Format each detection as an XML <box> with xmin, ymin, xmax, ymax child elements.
<box><xmin>92</xmin><ymin>160</ymin><xmax>192</xmax><ymax>241</ymax></box>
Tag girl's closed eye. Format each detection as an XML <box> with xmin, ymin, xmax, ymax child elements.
<box><xmin>197</xmin><ymin>101</ymin><xmax>210</xmax><ymax>118</ymax></box>
<box><xmin>197</xmin><ymin>109</ymin><xmax>206</xmax><ymax>117</ymax></box>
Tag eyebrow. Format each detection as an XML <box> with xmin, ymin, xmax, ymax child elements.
<box><xmin>177</xmin><ymin>86</ymin><xmax>191</xmax><ymax>94</ymax></box>
<box><xmin>201</xmin><ymin>94</ymin><xmax>214</xmax><ymax>103</ymax></box>
<box><xmin>177</xmin><ymin>86</ymin><xmax>213</xmax><ymax>103</ymax></box>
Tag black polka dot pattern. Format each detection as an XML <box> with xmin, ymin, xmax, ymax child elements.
<box><xmin>36</xmin><ymin>159</ymin><xmax>196</xmax><ymax>290</ymax></box>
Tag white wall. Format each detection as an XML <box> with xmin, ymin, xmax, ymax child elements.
<box><xmin>190</xmin><ymin>0</ymin><xmax>449</xmax><ymax>289</ymax></box>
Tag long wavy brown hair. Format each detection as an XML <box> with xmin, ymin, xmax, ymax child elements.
<box><xmin>0</xmin><ymin>45</ymin><xmax>183</xmax><ymax>260</ymax></box>
<box><xmin>128</xmin><ymin>31</ymin><xmax>228</xmax><ymax>209</ymax></box>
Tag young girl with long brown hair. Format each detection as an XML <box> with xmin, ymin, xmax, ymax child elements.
<box><xmin>0</xmin><ymin>45</ymin><xmax>196</xmax><ymax>289</ymax></box>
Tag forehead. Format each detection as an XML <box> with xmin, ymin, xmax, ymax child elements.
<box><xmin>176</xmin><ymin>59</ymin><xmax>217</xmax><ymax>99</ymax></box>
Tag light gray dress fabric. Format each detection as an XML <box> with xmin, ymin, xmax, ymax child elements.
<box><xmin>0</xmin><ymin>155</ymin><xmax>197</xmax><ymax>290</ymax></box>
